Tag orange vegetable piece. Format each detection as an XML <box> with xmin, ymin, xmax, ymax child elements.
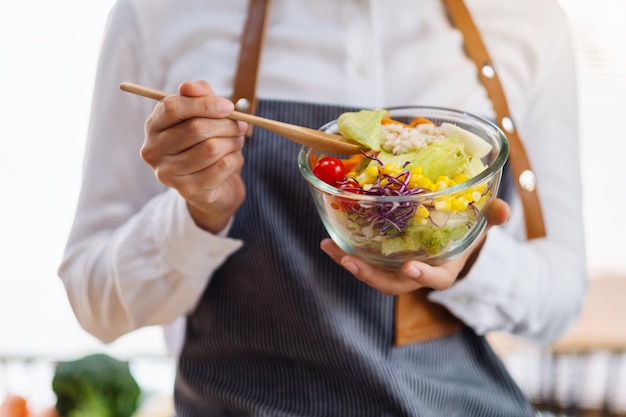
<box><xmin>341</xmin><ymin>153</ymin><xmax>366</xmax><ymax>172</ymax></box>
<box><xmin>409</xmin><ymin>116</ymin><xmax>434</xmax><ymax>127</ymax></box>
<box><xmin>381</xmin><ymin>116</ymin><xmax>412</xmax><ymax>129</ymax></box>
<box><xmin>0</xmin><ymin>395</ymin><xmax>29</xmax><ymax>417</ymax></box>
<box><xmin>309</xmin><ymin>150</ymin><xmax>319</xmax><ymax>168</ymax></box>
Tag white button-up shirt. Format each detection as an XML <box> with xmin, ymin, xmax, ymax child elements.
<box><xmin>58</xmin><ymin>0</ymin><xmax>587</xmax><ymax>352</ymax></box>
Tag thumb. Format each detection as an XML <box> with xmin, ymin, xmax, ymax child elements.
<box><xmin>177</xmin><ymin>80</ymin><xmax>235</xmax><ymax>117</ymax></box>
<box><xmin>486</xmin><ymin>198</ymin><xmax>510</xmax><ymax>227</ymax></box>
<box><xmin>178</xmin><ymin>80</ymin><xmax>216</xmax><ymax>98</ymax></box>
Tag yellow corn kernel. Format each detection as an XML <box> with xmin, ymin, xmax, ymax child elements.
<box><xmin>414</xmin><ymin>205</ymin><xmax>430</xmax><ymax>219</ymax></box>
<box><xmin>435</xmin><ymin>180</ymin><xmax>449</xmax><ymax>191</ymax></box>
<box><xmin>364</xmin><ymin>165</ymin><xmax>379</xmax><ymax>183</ymax></box>
<box><xmin>451</xmin><ymin>198</ymin><xmax>468</xmax><ymax>211</ymax></box>
<box><xmin>347</xmin><ymin>171</ymin><xmax>357</xmax><ymax>178</ymax></box>
<box><xmin>453</xmin><ymin>173</ymin><xmax>468</xmax><ymax>184</ymax></box>
<box><xmin>412</xmin><ymin>166</ymin><xmax>423</xmax><ymax>176</ymax></box>
<box><xmin>414</xmin><ymin>218</ymin><xmax>428</xmax><ymax>225</ymax></box>
<box><xmin>408</xmin><ymin>174</ymin><xmax>422</xmax><ymax>189</ymax></box>
<box><xmin>461</xmin><ymin>192</ymin><xmax>474</xmax><ymax>202</ymax></box>
<box><xmin>415</xmin><ymin>177</ymin><xmax>435</xmax><ymax>190</ymax></box>
<box><xmin>435</xmin><ymin>175</ymin><xmax>451</xmax><ymax>185</ymax></box>
<box><xmin>434</xmin><ymin>199</ymin><xmax>451</xmax><ymax>211</ymax></box>
<box><xmin>381</xmin><ymin>163</ymin><xmax>400</xmax><ymax>177</ymax></box>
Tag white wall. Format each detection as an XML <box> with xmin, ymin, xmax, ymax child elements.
<box><xmin>0</xmin><ymin>0</ymin><xmax>168</xmax><ymax>360</ymax></box>
<box><xmin>559</xmin><ymin>0</ymin><xmax>626</xmax><ymax>274</ymax></box>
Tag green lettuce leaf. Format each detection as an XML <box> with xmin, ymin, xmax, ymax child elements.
<box><xmin>337</xmin><ymin>109</ymin><xmax>387</xmax><ymax>151</ymax></box>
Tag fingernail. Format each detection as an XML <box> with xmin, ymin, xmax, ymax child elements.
<box><xmin>342</xmin><ymin>260</ymin><xmax>359</xmax><ymax>275</ymax></box>
<box><xmin>217</xmin><ymin>99</ymin><xmax>234</xmax><ymax>114</ymax></box>
<box><xmin>237</xmin><ymin>121</ymin><xmax>248</xmax><ymax>135</ymax></box>
<box><xmin>405</xmin><ymin>264</ymin><xmax>421</xmax><ymax>279</ymax></box>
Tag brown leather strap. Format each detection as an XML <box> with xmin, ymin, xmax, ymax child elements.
<box><xmin>231</xmin><ymin>0</ymin><xmax>271</xmax><ymax>119</ymax></box>
<box><xmin>396</xmin><ymin>0</ymin><xmax>548</xmax><ymax>346</ymax></box>
<box><xmin>395</xmin><ymin>289</ymin><xmax>463</xmax><ymax>346</ymax></box>
<box><xmin>443</xmin><ymin>0</ymin><xmax>547</xmax><ymax>240</ymax></box>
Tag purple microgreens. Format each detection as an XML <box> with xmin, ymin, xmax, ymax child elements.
<box><xmin>362</xmin><ymin>150</ymin><xmax>383</xmax><ymax>166</ymax></box>
<box><xmin>339</xmin><ymin>154</ymin><xmax>433</xmax><ymax>235</ymax></box>
<box><xmin>336</xmin><ymin>177</ymin><xmax>363</xmax><ymax>192</ymax></box>
<box><xmin>469</xmin><ymin>203</ymin><xmax>480</xmax><ymax>219</ymax></box>
<box><xmin>481</xmin><ymin>182</ymin><xmax>492</xmax><ymax>196</ymax></box>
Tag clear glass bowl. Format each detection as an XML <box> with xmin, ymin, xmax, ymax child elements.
<box><xmin>298</xmin><ymin>106</ymin><xmax>509</xmax><ymax>269</ymax></box>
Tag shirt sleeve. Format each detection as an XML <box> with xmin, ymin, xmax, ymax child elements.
<box><xmin>429</xmin><ymin>2</ymin><xmax>588</xmax><ymax>346</ymax></box>
<box><xmin>57</xmin><ymin>0</ymin><xmax>242</xmax><ymax>344</ymax></box>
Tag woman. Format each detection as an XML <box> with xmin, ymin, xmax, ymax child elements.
<box><xmin>59</xmin><ymin>0</ymin><xmax>587</xmax><ymax>415</ymax></box>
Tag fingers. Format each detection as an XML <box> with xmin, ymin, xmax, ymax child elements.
<box><xmin>141</xmin><ymin>117</ymin><xmax>246</xmax><ymax>179</ymax></box>
<box><xmin>163</xmin><ymin>134</ymin><xmax>245</xmax><ymax>176</ymax></box>
<box><xmin>320</xmin><ymin>239</ymin><xmax>422</xmax><ymax>295</ymax></box>
<box><xmin>141</xmin><ymin>79</ymin><xmax>248</xmax><ymax>183</ymax></box>
<box><xmin>149</xmin><ymin>94</ymin><xmax>236</xmax><ymax>133</ymax></box>
<box><xmin>146</xmin><ymin>80</ymin><xmax>238</xmax><ymax>136</ymax></box>
<box><xmin>486</xmin><ymin>198</ymin><xmax>510</xmax><ymax>226</ymax></box>
<box><xmin>401</xmin><ymin>259</ymin><xmax>463</xmax><ymax>291</ymax></box>
<box><xmin>170</xmin><ymin>149</ymin><xmax>245</xmax><ymax>203</ymax></box>
<box><xmin>154</xmin><ymin>135</ymin><xmax>245</xmax><ymax>187</ymax></box>
<box><xmin>320</xmin><ymin>235</ymin><xmax>470</xmax><ymax>294</ymax></box>
<box><xmin>178</xmin><ymin>80</ymin><xmax>214</xmax><ymax>97</ymax></box>
<box><xmin>144</xmin><ymin>116</ymin><xmax>245</xmax><ymax>157</ymax></box>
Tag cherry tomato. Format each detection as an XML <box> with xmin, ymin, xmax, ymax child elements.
<box><xmin>337</xmin><ymin>179</ymin><xmax>362</xmax><ymax>193</ymax></box>
<box><xmin>313</xmin><ymin>156</ymin><xmax>346</xmax><ymax>185</ymax></box>
<box><xmin>335</xmin><ymin>179</ymin><xmax>363</xmax><ymax>211</ymax></box>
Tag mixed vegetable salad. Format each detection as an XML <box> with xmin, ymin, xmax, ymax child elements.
<box><xmin>310</xmin><ymin>109</ymin><xmax>496</xmax><ymax>258</ymax></box>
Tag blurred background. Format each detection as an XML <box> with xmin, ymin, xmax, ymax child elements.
<box><xmin>0</xmin><ymin>0</ymin><xmax>624</xmax><ymax>415</ymax></box>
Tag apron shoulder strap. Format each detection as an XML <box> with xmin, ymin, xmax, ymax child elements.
<box><xmin>231</xmin><ymin>0</ymin><xmax>271</xmax><ymax>117</ymax></box>
<box><xmin>443</xmin><ymin>0</ymin><xmax>546</xmax><ymax>239</ymax></box>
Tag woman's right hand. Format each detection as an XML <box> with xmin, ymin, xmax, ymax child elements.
<box><xmin>141</xmin><ymin>80</ymin><xmax>248</xmax><ymax>233</ymax></box>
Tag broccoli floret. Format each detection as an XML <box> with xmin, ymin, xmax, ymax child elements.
<box><xmin>52</xmin><ymin>354</ymin><xmax>141</xmax><ymax>417</ymax></box>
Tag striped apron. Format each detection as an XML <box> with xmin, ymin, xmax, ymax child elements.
<box><xmin>173</xmin><ymin>99</ymin><xmax>530</xmax><ymax>417</ymax></box>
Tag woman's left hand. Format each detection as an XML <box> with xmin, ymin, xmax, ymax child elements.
<box><xmin>320</xmin><ymin>198</ymin><xmax>510</xmax><ymax>295</ymax></box>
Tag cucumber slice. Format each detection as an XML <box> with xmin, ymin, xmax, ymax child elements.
<box><xmin>440</xmin><ymin>122</ymin><xmax>492</xmax><ymax>158</ymax></box>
